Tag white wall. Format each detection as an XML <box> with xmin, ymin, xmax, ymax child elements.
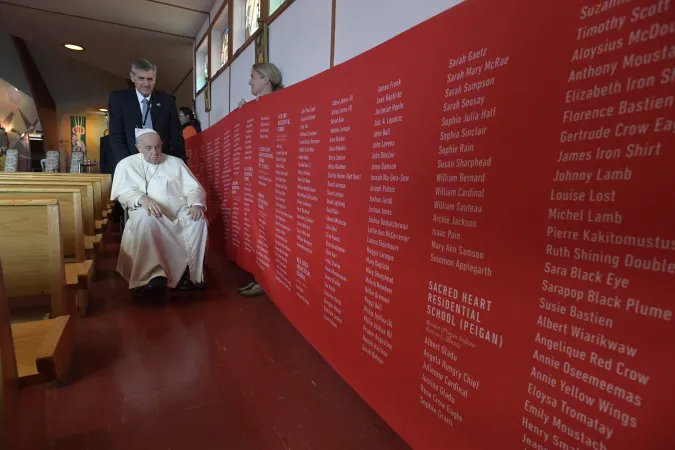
<box><xmin>232</xmin><ymin>0</ymin><xmax>248</xmax><ymax>51</ymax></box>
<box><xmin>197</xmin><ymin>0</ymin><xmax>227</xmax><ymax>44</ymax></box>
<box><xmin>195</xmin><ymin>0</ymin><xmax>464</xmax><ymax>130</ymax></box>
<box><xmin>173</xmin><ymin>73</ymin><xmax>194</xmax><ymax>111</ymax></box>
<box><xmin>210</xmin><ymin>67</ymin><xmax>230</xmax><ymax>124</ymax></box>
<box><xmin>228</xmin><ymin>43</ymin><xmax>255</xmax><ymax>112</ymax></box>
<box><xmin>196</xmin><ymin>90</ymin><xmax>208</xmax><ymax>129</ymax></box>
<box><xmin>268</xmin><ymin>0</ymin><xmax>332</xmax><ymax>87</ymax></box>
<box><xmin>333</xmin><ymin>0</ymin><xmax>464</xmax><ymax>65</ymax></box>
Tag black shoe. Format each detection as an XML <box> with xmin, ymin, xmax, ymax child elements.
<box><xmin>170</xmin><ymin>268</ymin><xmax>206</xmax><ymax>292</ymax></box>
<box><xmin>146</xmin><ymin>276</ymin><xmax>168</xmax><ymax>290</ymax></box>
<box><xmin>132</xmin><ymin>276</ymin><xmax>167</xmax><ymax>295</ymax></box>
<box><xmin>171</xmin><ymin>277</ymin><xmax>194</xmax><ymax>292</ymax></box>
<box><xmin>171</xmin><ymin>277</ymin><xmax>207</xmax><ymax>292</ymax></box>
<box><xmin>131</xmin><ymin>277</ymin><xmax>168</xmax><ymax>303</ymax></box>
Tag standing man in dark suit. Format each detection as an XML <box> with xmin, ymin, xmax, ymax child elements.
<box><xmin>108</xmin><ymin>58</ymin><xmax>185</xmax><ymax>170</ymax></box>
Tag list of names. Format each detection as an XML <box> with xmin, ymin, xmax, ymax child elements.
<box><xmin>243</xmin><ymin>118</ymin><xmax>255</xmax><ymax>254</ymax></box>
<box><xmin>419</xmin><ymin>45</ymin><xmax>510</xmax><ymax>430</ymax></box>
<box><xmin>361</xmin><ymin>79</ymin><xmax>410</xmax><ymax>364</ymax></box>
<box><xmin>521</xmin><ymin>3</ymin><xmax>674</xmax><ymax>449</ymax></box>
<box><xmin>323</xmin><ymin>94</ymin><xmax>360</xmax><ymax>329</ymax></box>
<box><xmin>295</xmin><ymin>106</ymin><xmax>320</xmax><ymax>305</ymax></box>
<box><xmin>274</xmin><ymin>111</ymin><xmax>293</xmax><ymax>291</ymax></box>
<box><xmin>231</xmin><ymin>123</ymin><xmax>243</xmax><ymax>249</ymax></box>
<box><xmin>256</xmin><ymin>116</ymin><xmax>272</xmax><ymax>271</ymax></box>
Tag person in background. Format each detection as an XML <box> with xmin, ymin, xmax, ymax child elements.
<box><xmin>179</xmin><ymin>107</ymin><xmax>202</xmax><ymax>140</ymax></box>
<box><xmin>238</xmin><ymin>62</ymin><xmax>285</xmax><ymax>108</ymax></box>
<box><xmin>238</xmin><ymin>62</ymin><xmax>284</xmax><ymax>297</ymax></box>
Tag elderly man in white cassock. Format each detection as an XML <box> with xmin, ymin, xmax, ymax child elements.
<box><xmin>111</xmin><ymin>128</ymin><xmax>208</xmax><ymax>296</ymax></box>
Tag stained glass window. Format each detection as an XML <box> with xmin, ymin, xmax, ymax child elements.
<box><xmin>245</xmin><ymin>0</ymin><xmax>260</xmax><ymax>40</ymax></box>
<box><xmin>203</xmin><ymin>53</ymin><xmax>209</xmax><ymax>81</ymax></box>
<box><xmin>221</xmin><ymin>26</ymin><xmax>229</xmax><ymax>68</ymax></box>
<box><xmin>269</xmin><ymin>0</ymin><xmax>284</xmax><ymax>15</ymax></box>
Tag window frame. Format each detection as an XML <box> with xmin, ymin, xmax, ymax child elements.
<box><xmin>194</xmin><ymin>33</ymin><xmax>210</xmax><ymax>96</ymax></box>
<box><xmin>196</xmin><ymin>0</ymin><xmax>296</xmax><ymax>94</ymax></box>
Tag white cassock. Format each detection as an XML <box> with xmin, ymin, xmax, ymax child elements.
<box><xmin>111</xmin><ymin>153</ymin><xmax>208</xmax><ymax>289</ymax></box>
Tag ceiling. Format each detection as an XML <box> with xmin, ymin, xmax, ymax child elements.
<box><xmin>0</xmin><ymin>0</ymin><xmax>216</xmax><ymax>93</ymax></box>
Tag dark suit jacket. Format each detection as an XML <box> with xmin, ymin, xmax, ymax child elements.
<box><xmin>99</xmin><ymin>135</ymin><xmax>113</xmax><ymax>175</ymax></box>
<box><xmin>108</xmin><ymin>89</ymin><xmax>185</xmax><ymax>170</ymax></box>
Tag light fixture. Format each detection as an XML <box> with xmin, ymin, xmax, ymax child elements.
<box><xmin>64</xmin><ymin>44</ymin><xmax>84</xmax><ymax>51</ymax></box>
<box><xmin>9</xmin><ymin>128</ymin><xmax>26</xmax><ymax>138</ymax></box>
<box><xmin>99</xmin><ymin>108</ymin><xmax>108</xmax><ymax>112</ymax></box>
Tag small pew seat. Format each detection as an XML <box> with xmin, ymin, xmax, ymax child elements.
<box><xmin>84</xmin><ymin>233</ymin><xmax>105</xmax><ymax>263</ymax></box>
<box><xmin>11</xmin><ymin>313</ymin><xmax>74</xmax><ymax>387</ymax></box>
<box><xmin>65</xmin><ymin>260</ymin><xmax>95</xmax><ymax>316</ymax></box>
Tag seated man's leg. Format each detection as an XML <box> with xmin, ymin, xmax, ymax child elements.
<box><xmin>178</xmin><ymin>213</ymin><xmax>208</xmax><ymax>287</ymax></box>
<box><xmin>118</xmin><ymin>210</ymin><xmax>190</xmax><ymax>290</ymax></box>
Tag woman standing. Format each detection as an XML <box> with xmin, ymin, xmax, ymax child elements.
<box><xmin>179</xmin><ymin>107</ymin><xmax>202</xmax><ymax>140</ymax></box>
<box><xmin>238</xmin><ymin>62</ymin><xmax>284</xmax><ymax>297</ymax></box>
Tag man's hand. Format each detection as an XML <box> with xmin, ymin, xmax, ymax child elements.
<box><xmin>189</xmin><ymin>205</ymin><xmax>206</xmax><ymax>221</ymax></box>
<box><xmin>139</xmin><ymin>196</ymin><xmax>163</xmax><ymax>218</ymax></box>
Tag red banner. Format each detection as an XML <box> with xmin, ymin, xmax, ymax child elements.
<box><xmin>187</xmin><ymin>0</ymin><xmax>675</xmax><ymax>448</ymax></box>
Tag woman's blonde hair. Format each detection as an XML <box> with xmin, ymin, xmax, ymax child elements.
<box><xmin>253</xmin><ymin>62</ymin><xmax>284</xmax><ymax>91</ymax></box>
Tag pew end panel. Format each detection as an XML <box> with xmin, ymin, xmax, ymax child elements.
<box><xmin>0</xmin><ymin>261</ymin><xmax>20</xmax><ymax>449</ymax></box>
<box><xmin>0</xmin><ymin>262</ymin><xmax>47</xmax><ymax>450</ymax></box>
<box><xmin>0</xmin><ymin>180</ymin><xmax>96</xmax><ymax>236</ymax></box>
<box><xmin>0</xmin><ymin>188</ymin><xmax>85</xmax><ymax>263</ymax></box>
<box><xmin>0</xmin><ymin>200</ymin><xmax>70</xmax><ymax>319</ymax></box>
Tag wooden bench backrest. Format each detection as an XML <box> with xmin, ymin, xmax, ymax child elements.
<box><xmin>0</xmin><ymin>262</ymin><xmax>20</xmax><ymax>449</ymax></box>
<box><xmin>0</xmin><ymin>188</ymin><xmax>84</xmax><ymax>262</ymax></box>
<box><xmin>0</xmin><ymin>181</ymin><xmax>95</xmax><ymax>235</ymax></box>
<box><xmin>0</xmin><ymin>173</ymin><xmax>111</xmax><ymax>207</ymax></box>
<box><xmin>0</xmin><ymin>200</ymin><xmax>66</xmax><ymax>317</ymax></box>
<box><xmin>0</xmin><ymin>175</ymin><xmax>102</xmax><ymax>221</ymax></box>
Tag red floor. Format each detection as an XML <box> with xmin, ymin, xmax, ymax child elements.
<box><xmin>42</xmin><ymin>227</ymin><xmax>410</xmax><ymax>450</ymax></box>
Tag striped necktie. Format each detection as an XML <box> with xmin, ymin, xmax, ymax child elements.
<box><xmin>142</xmin><ymin>98</ymin><xmax>153</xmax><ymax>130</ymax></box>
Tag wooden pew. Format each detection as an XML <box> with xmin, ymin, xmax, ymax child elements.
<box><xmin>0</xmin><ymin>181</ymin><xmax>103</xmax><ymax>270</ymax></box>
<box><xmin>11</xmin><ymin>173</ymin><xmax>112</xmax><ymax>219</ymax></box>
<box><xmin>0</xmin><ymin>189</ymin><xmax>95</xmax><ymax>316</ymax></box>
<box><xmin>0</xmin><ymin>180</ymin><xmax>97</xmax><ymax>235</ymax></box>
<box><xmin>0</xmin><ymin>199</ymin><xmax>75</xmax><ymax>318</ymax></box>
<box><xmin>0</xmin><ymin>262</ymin><xmax>46</xmax><ymax>450</ymax></box>
<box><xmin>4</xmin><ymin>172</ymin><xmax>113</xmax><ymax>214</ymax></box>
<box><xmin>12</xmin><ymin>315</ymin><xmax>74</xmax><ymax>387</ymax></box>
<box><xmin>0</xmin><ymin>204</ymin><xmax>75</xmax><ymax>387</ymax></box>
<box><xmin>0</xmin><ymin>187</ymin><xmax>85</xmax><ymax>262</ymax></box>
<box><xmin>0</xmin><ymin>174</ymin><xmax>107</xmax><ymax>232</ymax></box>
<box><xmin>0</xmin><ymin>173</ymin><xmax>108</xmax><ymax>224</ymax></box>
<box><xmin>0</xmin><ymin>260</ymin><xmax>21</xmax><ymax>449</ymax></box>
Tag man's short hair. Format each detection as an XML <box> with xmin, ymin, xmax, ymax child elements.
<box><xmin>131</xmin><ymin>59</ymin><xmax>157</xmax><ymax>73</ymax></box>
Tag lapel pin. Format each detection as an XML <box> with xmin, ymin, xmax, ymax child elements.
<box><xmin>157</xmin><ymin>103</ymin><xmax>161</xmax><ymax>107</ymax></box>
